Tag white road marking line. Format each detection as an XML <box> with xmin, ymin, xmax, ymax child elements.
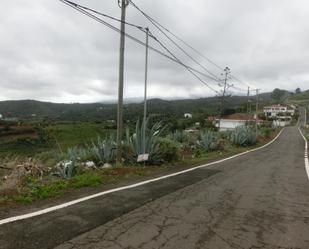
<box><xmin>0</xmin><ymin>128</ymin><xmax>285</xmax><ymax>226</ymax></box>
<box><xmin>298</xmin><ymin>127</ymin><xmax>309</xmax><ymax>181</ymax></box>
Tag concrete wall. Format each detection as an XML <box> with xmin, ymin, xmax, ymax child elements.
<box><xmin>217</xmin><ymin>120</ymin><xmax>246</xmax><ymax>131</ymax></box>
<box><xmin>272</xmin><ymin>119</ymin><xmax>292</xmax><ymax>127</ymax></box>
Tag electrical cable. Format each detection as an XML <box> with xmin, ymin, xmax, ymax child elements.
<box><xmin>62</xmin><ymin>0</ymin><xmax>144</xmax><ymax>30</ymax></box>
<box><xmin>150</xmin><ymin>34</ymin><xmax>220</xmax><ymax>93</ymax></box>
<box><xmin>60</xmin><ymin>0</ymin><xmax>221</xmax><ymax>92</ymax></box>
<box><xmin>128</xmin><ymin>0</ymin><xmax>222</xmax><ymax>82</ymax></box>
<box><xmin>129</xmin><ymin>0</ymin><xmax>254</xmax><ymax>90</ymax></box>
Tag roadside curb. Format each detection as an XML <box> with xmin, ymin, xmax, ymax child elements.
<box><xmin>0</xmin><ymin>128</ymin><xmax>285</xmax><ymax>226</ymax></box>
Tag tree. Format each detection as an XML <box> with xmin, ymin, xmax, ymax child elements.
<box><xmin>271</xmin><ymin>88</ymin><xmax>286</xmax><ymax>103</ymax></box>
<box><xmin>223</xmin><ymin>108</ymin><xmax>236</xmax><ymax>116</ymax></box>
<box><xmin>295</xmin><ymin>87</ymin><xmax>301</xmax><ymax>94</ymax></box>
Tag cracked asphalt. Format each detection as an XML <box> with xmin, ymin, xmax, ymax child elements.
<box><xmin>1</xmin><ymin>126</ymin><xmax>309</xmax><ymax>249</ymax></box>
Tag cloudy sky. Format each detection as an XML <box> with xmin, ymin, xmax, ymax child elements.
<box><xmin>0</xmin><ymin>0</ymin><xmax>308</xmax><ymax>103</ymax></box>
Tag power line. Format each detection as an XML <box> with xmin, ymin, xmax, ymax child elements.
<box><xmin>61</xmin><ymin>0</ymin><xmax>144</xmax><ymax>30</ymax></box>
<box><xmin>61</xmin><ymin>0</ymin><xmax>257</xmax><ymax>94</ymax></box>
<box><xmin>151</xmin><ymin>32</ymin><xmax>220</xmax><ymax>94</ymax></box>
<box><xmin>230</xmin><ymin>84</ymin><xmax>259</xmax><ymax>92</ymax></box>
<box><xmin>129</xmin><ymin>0</ymin><xmax>254</xmax><ymax>90</ymax></box>
<box><xmin>60</xmin><ymin>1</ymin><xmax>263</xmax><ymax>121</ymax></box>
<box><xmin>60</xmin><ymin>0</ymin><xmax>221</xmax><ymax>92</ymax></box>
<box><xmin>128</xmin><ymin>0</ymin><xmax>223</xmax><ymax>71</ymax></box>
<box><xmin>128</xmin><ymin>0</ymin><xmax>222</xmax><ymax>82</ymax></box>
<box><xmin>129</xmin><ymin>0</ymin><xmax>220</xmax><ymax>81</ymax></box>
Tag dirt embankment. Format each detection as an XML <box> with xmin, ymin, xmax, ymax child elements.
<box><xmin>0</xmin><ymin>125</ymin><xmax>38</xmax><ymax>143</ymax></box>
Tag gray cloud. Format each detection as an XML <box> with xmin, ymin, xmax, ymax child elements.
<box><xmin>0</xmin><ymin>0</ymin><xmax>308</xmax><ymax>103</ymax></box>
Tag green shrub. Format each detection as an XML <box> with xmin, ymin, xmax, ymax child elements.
<box><xmin>261</xmin><ymin>128</ymin><xmax>272</xmax><ymax>138</ymax></box>
<box><xmin>156</xmin><ymin>137</ymin><xmax>181</xmax><ymax>163</ymax></box>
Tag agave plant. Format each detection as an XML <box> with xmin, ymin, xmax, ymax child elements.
<box><xmin>56</xmin><ymin>160</ymin><xmax>76</xmax><ymax>179</ymax></box>
<box><xmin>89</xmin><ymin>136</ymin><xmax>116</xmax><ymax>163</ymax></box>
<box><xmin>66</xmin><ymin>147</ymin><xmax>79</xmax><ymax>162</ymax></box>
<box><xmin>56</xmin><ymin>147</ymin><xmax>84</xmax><ymax>179</ymax></box>
<box><xmin>198</xmin><ymin>130</ymin><xmax>218</xmax><ymax>152</ymax></box>
<box><xmin>171</xmin><ymin>130</ymin><xmax>188</xmax><ymax>143</ymax></box>
<box><xmin>125</xmin><ymin>118</ymin><xmax>165</xmax><ymax>163</ymax></box>
<box><xmin>228</xmin><ymin>126</ymin><xmax>257</xmax><ymax>146</ymax></box>
<box><xmin>71</xmin><ymin>147</ymin><xmax>91</xmax><ymax>161</ymax></box>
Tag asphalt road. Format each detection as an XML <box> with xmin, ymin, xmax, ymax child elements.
<box><xmin>1</xmin><ymin>126</ymin><xmax>309</xmax><ymax>249</ymax></box>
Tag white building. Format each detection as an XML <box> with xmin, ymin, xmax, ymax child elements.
<box><xmin>184</xmin><ymin>113</ymin><xmax>192</xmax><ymax>118</ymax></box>
<box><xmin>263</xmin><ymin>104</ymin><xmax>295</xmax><ymax>127</ymax></box>
<box><xmin>215</xmin><ymin>113</ymin><xmax>262</xmax><ymax>131</ymax></box>
<box><xmin>263</xmin><ymin>104</ymin><xmax>295</xmax><ymax>118</ymax></box>
<box><xmin>0</xmin><ymin>114</ymin><xmax>2</xmax><ymax>119</ymax></box>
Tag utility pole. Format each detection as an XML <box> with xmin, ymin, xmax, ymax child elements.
<box><xmin>247</xmin><ymin>86</ymin><xmax>250</xmax><ymax>114</ymax></box>
<box><xmin>255</xmin><ymin>89</ymin><xmax>260</xmax><ymax>137</ymax></box>
<box><xmin>218</xmin><ymin>67</ymin><xmax>230</xmax><ymax>130</ymax></box>
<box><xmin>143</xmin><ymin>27</ymin><xmax>149</xmax><ymax>157</ymax></box>
<box><xmin>246</xmin><ymin>86</ymin><xmax>250</xmax><ymax>126</ymax></box>
<box><xmin>116</xmin><ymin>0</ymin><xmax>129</xmax><ymax>166</ymax></box>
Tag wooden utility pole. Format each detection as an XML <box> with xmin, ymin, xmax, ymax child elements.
<box><xmin>116</xmin><ymin>0</ymin><xmax>129</xmax><ymax>166</ymax></box>
<box><xmin>255</xmin><ymin>89</ymin><xmax>260</xmax><ymax>137</ymax></box>
<box><xmin>218</xmin><ymin>67</ymin><xmax>230</xmax><ymax>130</ymax></box>
<box><xmin>247</xmin><ymin>86</ymin><xmax>250</xmax><ymax>114</ymax></box>
<box><xmin>220</xmin><ymin>67</ymin><xmax>230</xmax><ymax>115</ymax></box>
<box><xmin>246</xmin><ymin>86</ymin><xmax>250</xmax><ymax>126</ymax></box>
<box><xmin>143</xmin><ymin>28</ymin><xmax>149</xmax><ymax>157</ymax></box>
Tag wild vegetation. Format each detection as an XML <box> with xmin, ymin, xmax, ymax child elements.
<box><xmin>1</xmin><ymin>89</ymin><xmax>301</xmax><ymax>206</ymax></box>
<box><xmin>0</xmin><ymin>115</ymin><xmax>279</xmax><ymax>207</ymax></box>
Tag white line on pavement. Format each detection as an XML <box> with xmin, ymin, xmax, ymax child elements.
<box><xmin>298</xmin><ymin>127</ymin><xmax>309</xmax><ymax>181</ymax></box>
<box><xmin>0</xmin><ymin>128</ymin><xmax>285</xmax><ymax>226</ymax></box>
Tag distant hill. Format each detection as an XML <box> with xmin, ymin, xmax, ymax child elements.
<box><xmin>0</xmin><ymin>100</ymin><xmax>114</xmax><ymax>122</ymax></box>
<box><xmin>288</xmin><ymin>90</ymin><xmax>309</xmax><ymax>103</ymax></box>
<box><xmin>0</xmin><ymin>93</ymin><xmax>273</xmax><ymax>122</ymax></box>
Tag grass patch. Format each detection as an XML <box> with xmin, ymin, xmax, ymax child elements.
<box><xmin>13</xmin><ymin>177</ymin><xmax>70</xmax><ymax>202</ymax></box>
<box><xmin>14</xmin><ymin>195</ymin><xmax>33</xmax><ymax>204</ymax></box>
<box><xmin>46</xmin><ymin>123</ymin><xmax>115</xmax><ymax>150</ymax></box>
<box><xmin>12</xmin><ymin>173</ymin><xmax>103</xmax><ymax>203</ymax></box>
<box><xmin>30</xmin><ymin>180</ymin><xmax>69</xmax><ymax>199</ymax></box>
<box><xmin>70</xmin><ymin>173</ymin><xmax>103</xmax><ymax>188</ymax></box>
<box><xmin>4</xmin><ymin>168</ymin><xmax>148</xmax><ymax>205</ymax></box>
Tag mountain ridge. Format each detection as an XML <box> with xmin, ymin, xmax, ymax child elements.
<box><xmin>0</xmin><ymin>93</ymin><xmax>273</xmax><ymax>122</ymax></box>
